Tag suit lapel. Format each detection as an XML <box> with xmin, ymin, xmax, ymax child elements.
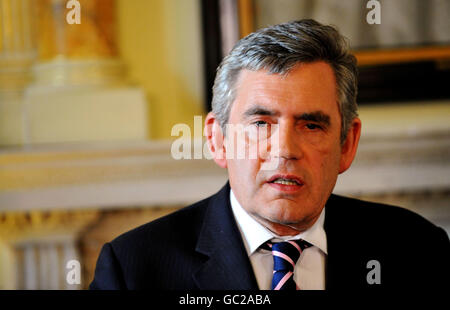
<box><xmin>324</xmin><ymin>195</ymin><xmax>342</xmax><ymax>290</ymax></box>
<box><xmin>324</xmin><ymin>194</ymin><xmax>367</xmax><ymax>289</ymax></box>
<box><xmin>193</xmin><ymin>183</ymin><xmax>259</xmax><ymax>290</ymax></box>
<box><xmin>192</xmin><ymin>187</ymin><xmax>368</xmax><ymax>289</ymax></box>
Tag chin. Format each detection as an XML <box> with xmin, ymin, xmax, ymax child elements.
<box><xmin>267</xmin><ymin>207</ymin><xmax>308</xmax><ymax>225</ymax></box>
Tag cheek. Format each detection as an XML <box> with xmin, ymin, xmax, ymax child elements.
<box><xmin>308</xmin><ymin>144</ymin><xmax>342</xmax><ymax>182</ymax></box>
<box><xmin>227</xmin><ymin>158</ymin><xmax>263</xmax><ymax>209</ymax></box>
<box><xmin>227</xmin><ymin>158</ymin><xmax>261</xmax><ymax>183</ymax></box>
<box><xmin>225</xmin><ymin>131</ymin><xmax>265</xmax><ymax>180</ymax></box>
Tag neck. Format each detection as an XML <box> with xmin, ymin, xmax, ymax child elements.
<box><xmin>251</xmin><ymin>212</ymin><xmax>321</xmax><ymax>237</ymax></box>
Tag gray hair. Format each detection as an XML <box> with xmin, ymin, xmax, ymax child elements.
<box><xmin>211</xmin><ymin>19</ymin><xmax>358</xmax><ymax>143</ymax></box>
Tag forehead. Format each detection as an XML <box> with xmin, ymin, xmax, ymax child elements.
<box><xmin>232</xmin><ymin>61</ymin><xmax>338</xmax><ymax>115</ymax></box>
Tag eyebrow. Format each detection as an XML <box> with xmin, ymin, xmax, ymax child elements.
<box><xmin>243</xmin><ymin>105</ymin><xmax>331</xmax><ymax>126</ymax></box>
<box><xmin>297</xmin><ymin>111</ymin><xmax>331</xmax><ymax>126</ymax></box>
<box><xmin>243</xmin><ymin>106</ymin><xmax>279</xmax><ymax>118</ymax></box>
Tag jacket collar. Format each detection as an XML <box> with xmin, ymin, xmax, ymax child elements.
<box><xmin>193</xmin><ymin>182</ymin><xmax>259</xmax><ymax>290</ymax></box>
<box><xmin>324</xmin><ymin>194</ymin><xmax>364</xmax><ymax>289</ymax></box>
<box><xmin>192</xmin><ymin>184</ymin><xmax>360</xmax><ymax>290</ymax></box>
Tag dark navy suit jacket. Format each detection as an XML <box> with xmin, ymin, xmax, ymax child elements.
<box><xmin>90</xmin><ymin>182</ymin><xmax>449</xmax><ymax>289</ymax></box>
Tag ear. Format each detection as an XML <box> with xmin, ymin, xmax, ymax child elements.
<box><xmin>339</xmin><ymin>117</ymin><xmax>362</xmax><ymax>174</ymax></box>
<box><xmin>204</xmin><ymin>112</ymin><xmax>227</xmax><ymax>168</ymax></box>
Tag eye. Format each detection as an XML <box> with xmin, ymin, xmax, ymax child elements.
<box><xmin>254</xmin><ymin>120</ymin><xmax>268</xmax><ymax>127</ymax></box>
<box><xmin>305</xmin><ymin>123</ymin><xmax>322</xmax><ymax>130</ymax></box>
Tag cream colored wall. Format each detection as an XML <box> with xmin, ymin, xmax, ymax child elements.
<box><xmin>116</xmin><ymin>0</ymin><xmax>206</xmax><ymax>139</ymax></box>
<box><xmin>0</xmin><ymin>241</ymin><xmax>16</xmax><ymax>289</ymax></box>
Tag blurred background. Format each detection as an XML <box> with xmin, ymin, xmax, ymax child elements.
<box><xmin>0</xmin><ymin>0</ymin><xmax>449</xmax><ymax>289</ymax></box>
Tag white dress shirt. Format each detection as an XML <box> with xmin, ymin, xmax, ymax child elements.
<box><xmin>229</xmin><ymin>190</ymin><xmax>328</xmax><ymax>290</ymax></box>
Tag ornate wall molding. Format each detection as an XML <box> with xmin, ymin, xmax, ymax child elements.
<box><xmin>0</xmin><ymin>102</ymin><xmax>449</xmax><ymax>213</ymax></box>
<box><xmin>0</xmin><ymin>209</ymin><xmax>99</xmax><ymax>289</ymax></box>
<box><xmin>0</xmin><ymin>101</ymin><xmax>449</xmax><ymax>288</ymax></box>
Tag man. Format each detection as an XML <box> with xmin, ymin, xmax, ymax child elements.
<box><xmin>90</xmin><ymin>19</ymin><xmax>449</xmax><ymax>290</ymax></box>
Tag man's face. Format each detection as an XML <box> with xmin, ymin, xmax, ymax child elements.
<box><xmin>220</xmin><ymin>61</ymin><xmax>360</xmax><ymax>235</ymax></box>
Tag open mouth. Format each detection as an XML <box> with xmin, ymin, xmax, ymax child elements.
<box><xmin>270</xmin><ymin>178</ymin><xmax>302</xmax><ymax>186</ymax></box>
<box><xmin>267</xmin><ymin>175</ymin><xmax>304</xmax><ymax>186</ymax></box>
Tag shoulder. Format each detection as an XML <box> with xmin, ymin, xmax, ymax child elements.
<box><xmin>90</xmin><ymin>194</ymin><xmax>219</xmax><ymax>289</ymax></box>
<box><xmin>325</xmin><ymin>195</ymin><xmax>449</xmax><ymax>288</ymax></box>
<box><xmin>326</xmin><ymin>194</ymin><xmax>448</xmax><ymax>242</ymax></box>
<box><xmin>109</xmin><ymin>195</ymin><xmax>212</xmax><ymax>253</ymax></box>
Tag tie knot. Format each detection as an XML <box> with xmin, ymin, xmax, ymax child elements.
<box><xmin>269</xmin><ymin>239</ymin><xmax>312</xmax><ymax>272</ymax></box>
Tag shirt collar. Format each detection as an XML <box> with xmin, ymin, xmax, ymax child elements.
<box><xmin>230</xmin><ymin>189</ymin><xmax>328</xmax><ymax>256</ymax></box>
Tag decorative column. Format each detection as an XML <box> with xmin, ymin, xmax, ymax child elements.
<box><xmin>31</xmin><ymin>0</ymin><xmax>122</xmax><ymax>87</ymax></box>
<box><xmin>23</xmin><ymin>244</ymin><xmax>37</xmax><ymax>289</ymax></box>
<box><xmin>62</xmin><ymin>241</ymin><xmax>80</xmax><ymax>290</ymax></box>
<box><xmin>0</xmin><ymin>0</ymin><xmax>37</xmax><ymax>145</ymax></box>
<box><xmin>0</xmin><ymin>0</ymin><xmax>149</xmax><ymax>146</ymax></box>
<box><xmin>0</xmin><ymin>210</ymin><xmax>99</xmax><ymax>289</ymax></box>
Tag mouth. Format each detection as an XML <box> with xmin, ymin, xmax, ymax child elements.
<box><xmin>266</xmin><ymin>174</ymin><xmax>304</xmax><ymax>192</ymax></box>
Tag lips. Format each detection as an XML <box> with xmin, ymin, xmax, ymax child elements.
<box><xmin>267</xmin><ymin>174</ymin><xmax>304</xmax><ymax>185</ymax></box>
<box><xmin>266</xmin><ymin>174</ymin><xmax>305</xmax><ymax>193</ymax></box>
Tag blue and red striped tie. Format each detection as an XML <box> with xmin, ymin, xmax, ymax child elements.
<box><xmin>267</xmin><ymin>239</ymin><xmax>312</xmax><ymax>290</ymax></box>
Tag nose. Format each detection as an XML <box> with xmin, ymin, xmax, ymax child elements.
<box><xmin>271</xmin><ymin>121</ymin><xmax>302</xmax><ymax>161</ymax></box>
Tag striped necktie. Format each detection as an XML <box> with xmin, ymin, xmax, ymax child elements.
<box><xmin>267</xmin><ymin>239</ymin><xmax>312</xmax><ymax>290</ymax></box>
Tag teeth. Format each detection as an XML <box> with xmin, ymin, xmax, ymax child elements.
<box><xmin>273</xmin><ymin>178</ymin><xmax>300</xmax><ymax>185</ymax></box>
